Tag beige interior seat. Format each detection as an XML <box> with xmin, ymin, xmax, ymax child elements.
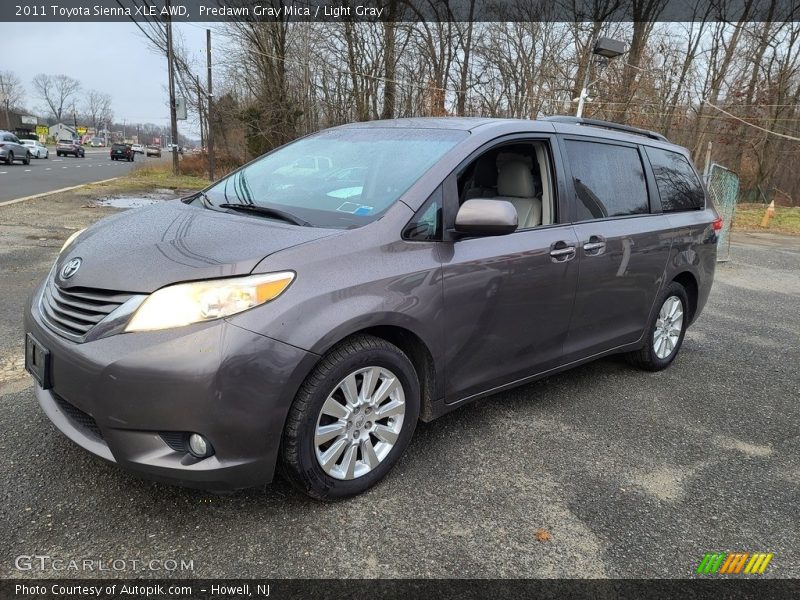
<box><xmin>494</xmin><ymin>159</ymin><xmax>542</xmax><ymax>229</ymax></box>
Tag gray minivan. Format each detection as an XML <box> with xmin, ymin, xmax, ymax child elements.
<box><xmin>24</xmin><ymin>117</ymin><xmax>720</xmax><ymax>500</ymax></box>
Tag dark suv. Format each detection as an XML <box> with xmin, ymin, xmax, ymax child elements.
<box><xmin>110</xmin><ymin>143</ymin><xmax>134</xmax><ymax>161</ymax></box>
<box><xmin>24</xmin><ymin>117</ymin><xmax>720</xmax><ymax>500</ymax></box>
<box><xmin>56</xmin><ymin>139</ymin><xmax>84</xmax><ymax>158</ymax></box>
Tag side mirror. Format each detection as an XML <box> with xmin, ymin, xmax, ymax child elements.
<box><xmin>454</xmin><ymin>199</ymin><xmax>518</xmax><ymax>237</ymax></box>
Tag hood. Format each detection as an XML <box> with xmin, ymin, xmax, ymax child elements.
<box><xmin>55</xmin><ymin>200</ymin><xmax>339</xmax><ymax>293</ymax></box>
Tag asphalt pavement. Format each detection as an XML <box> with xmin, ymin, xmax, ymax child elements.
<box><xmin>0</xmin><ymin>149</ymin><xmax>157</xmax><ymax>203</ymax></box>
<box><xmin>0</xmin><ymin>193</ymin><xmax>798</xmax><ymax>579</ymax></box>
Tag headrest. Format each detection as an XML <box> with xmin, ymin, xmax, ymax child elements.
<box><xmin>497</xmin><ymin>159</ymin><xmax>536</xmax><ymax>198</ymax></box>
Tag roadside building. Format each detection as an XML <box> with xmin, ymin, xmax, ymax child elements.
<box><xmin>49</xmin><ymin>123</ymin><xmax>78</xmax><ymax>141</ymax></box>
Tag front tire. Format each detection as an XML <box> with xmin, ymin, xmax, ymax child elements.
<box><xmin>281</xmin><ymin>335</ymin><xmax>420</xmax><ymax>500</ymax></box>
<box><xmin>627</xmin><ymin>282</ymin><xmax>689</xmax><ymax>371</ymax></box>
<box><xmin>23</xmin><ymin>152</ymin><xmax>30</xmax><ymax>165</ymax></box>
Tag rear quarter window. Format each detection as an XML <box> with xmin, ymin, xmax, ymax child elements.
<box><xmin>645</xmin><ymin>146</ymin><xmax>705</xmax><ymax>211</ymax></box>
<box><xmin>564</xmin><ymin>139</ymin><xmax>649</xmax><ymax>220</ymax></box>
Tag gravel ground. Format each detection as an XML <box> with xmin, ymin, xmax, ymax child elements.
<box><xmin>1</xmin><ymin>194</ymin><xmax>798</xmax><ymax>579</ymax></box>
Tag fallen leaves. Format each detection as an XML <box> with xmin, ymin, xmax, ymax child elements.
<box><xmin>535</xmin><ymin>528</ymin><xmax>553</xmax><ymax>542</ymax></box>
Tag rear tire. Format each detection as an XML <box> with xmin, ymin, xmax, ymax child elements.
<box><xmin>6</xmin><ymin>151</ymin><xmax>13</xmax><ymax>165</ymax></box>
<box><xmin>626</xmin><ymin>282</ymin><xmax>689</xmax><ymax>371</ymax></box>
<box><xmin>280</xmin><ymin>335</ymin><xmax>420</xmax><ymax>501</ymax></box>
<box><xmin>23</xmin><ymin>152</ymin><xmax>30</xmax><ymax>165</ymax></box>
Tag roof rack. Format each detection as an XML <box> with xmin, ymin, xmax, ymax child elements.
<box><xmin>542</xmin><ymin>116</ymin><xmax>669</xmax><ymax>142</ymax></box>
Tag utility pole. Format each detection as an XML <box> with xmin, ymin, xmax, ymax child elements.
<box><xmin>196</xmin><ymin>75</ymin><xmax>205</xmax><ymax>151</ymax></box>
<box><xmin>166</xmin><ymin>0</ymin><xmax>179</xmax><ymax>175</ymax></box>
<box><xmin>2</xmin><ymin>96</ymin><xmax>9</xmax><ymax>131</ymax></box>
<box><xmin>206</xmin><ymin>28</ymin><xmax>215</xmax><ymax>180</ymax></box>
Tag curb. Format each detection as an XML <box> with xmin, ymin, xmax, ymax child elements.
<box><xmin>0</xmin><ymin>178</ymin><xmax>120</xmax><ymax>208</ymax></box>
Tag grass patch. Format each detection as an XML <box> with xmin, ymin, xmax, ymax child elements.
<box><xmin>83</xmin><ymin>163</ymin><xmax>209</xmax><ymax>196</ymax></box>
<box><xmin>732</xmin><ymin>203</ymin><xmax>800</xmax><ymax>235</ymax></box>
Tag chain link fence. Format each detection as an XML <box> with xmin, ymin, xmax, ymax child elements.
<box><xmin>705</xmin><ymin>163</ymin><xmax>740</xmax><ymax>262</ymax></box>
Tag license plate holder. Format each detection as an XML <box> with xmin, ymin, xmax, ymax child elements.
<box><xmin>25</xmin><ymin>333</ymin><xmax>51</xmax><ymax>390</ymax></box>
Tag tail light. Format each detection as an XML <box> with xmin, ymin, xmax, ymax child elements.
<box><xmin>712</xmin><ymin>216</ymin><xmax>723</xmax><ymax>232</ymax></box>
<box><xmin>0</xmin><ymin>143</ymin><xmax>5</xmax><ymax>148</ymax></box>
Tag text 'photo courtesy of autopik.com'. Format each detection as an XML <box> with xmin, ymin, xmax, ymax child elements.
<box><xmin>1</xmin><ymin>0</ymin><xmax>799</xmax><ymax>598</ymax></box>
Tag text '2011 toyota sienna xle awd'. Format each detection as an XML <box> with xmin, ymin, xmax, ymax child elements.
<box><xmin>24</xmin><ymin>117</ymin><xmax>720</xmax><ymax>500</ymax></box>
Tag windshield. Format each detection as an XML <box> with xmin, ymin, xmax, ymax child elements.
<box><xmin>198</xmin><ymin>128</ymin><xmax>466</xmax><ymax>229</ymax></box>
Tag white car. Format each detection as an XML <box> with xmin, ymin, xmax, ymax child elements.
<box><xmin>131</xmin><ymin>143</ymin><xmax>145</xmax><ymax>154</ymax></box>
<box><xmin>20</xmin><ymin>139</ymin><xmax>49</xmax><ymax>159</ymax></box>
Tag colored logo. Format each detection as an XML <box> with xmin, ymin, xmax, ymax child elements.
<box><xmin>696</xmin><ymin>552</ymin><xmax>774</xmax><ymax>575</ymax></box>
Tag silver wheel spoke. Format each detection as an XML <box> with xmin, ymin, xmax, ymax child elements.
<box><xmin>321</xmin><ymin>397</ymin><xmax>349</xmax><ymax>420</ymax></box>
<box><xmin>319</xmin><ymin>438</ymin><xmax>348</xmax><ymax>470</ymax></box>
<box><xmin>341</xmin><ymin>444</ymin><xmax>358</xmax><ymax>480</ymax></box>
<box><xmin>315</xmin><ymin>421</ymin><xmax>347</xmax><ymax>446</ymax></box>
<box><xmin>361</xmin><ymin>438</ymin><xmax>379</xmax><ymax>469</ymax></box>
<box><xmin>341</xmin><ymin>374</ymin><xmax>360</xmax><ymax>407</ymax></box>
<box><xmin>373</xmin><ymin>424</ymin><xmax>398</xmax><ymax>445</ymax></box>
<box><xmin>371</xmin><ymin>377</ymin><xmax>399</xmax><ymax>406</ymax></box>
<box><xmin>375</xmin><ymin>398</ymin><xmax>404</xmax><ymax>419</ymax></box>
<box><xmin>359</xmin><ymin>367</ymin><xmax>379</xmax><ymax>402</ymax></box>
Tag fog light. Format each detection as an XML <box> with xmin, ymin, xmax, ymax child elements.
<box><xmin>188</xmin><ymin>433</ymin><xmax>214</xmax><ymax>458</ymax></box>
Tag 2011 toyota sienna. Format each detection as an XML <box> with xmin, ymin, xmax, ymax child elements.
<box><xmin>24</xmin><ymin>117</ymin><xmax>720</xmax><ymax>500</ymax></box>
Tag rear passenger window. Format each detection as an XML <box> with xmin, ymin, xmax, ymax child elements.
<box><xmin>645</xmin><ymin>147</ymin><xmax>705</xmax><ymax>211</ymax></box>
<box><xmin>564</xmin><ymin>140</ymin><xmax>649</xmax><ymax>220</ymax></box>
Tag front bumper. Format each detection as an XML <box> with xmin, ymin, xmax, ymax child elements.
<box><xmin>24</xmin><ymin>282</ymin><xmax>318</xmax><ymax>491</ymax></box>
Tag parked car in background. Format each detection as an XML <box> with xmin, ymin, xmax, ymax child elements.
<box><xmin>56</xmin><ymin>139</ymin><xmax>85</xmax><ymax>158</ymax></box>
<box><xmin>110</xmin><ymin>143</ymin><xmax>135</xmax><ymax>161</ymax></box>
<box><xmin>131</xmin><ymin>143</ymin><xmax>145</xmax><ymax>154</ymax></box>
<box><xmin>145</xmin><ymin>145</ymin><xmax>161</xmax><ymax>157</ymax></box>
<box><xmin>20</xmin><ymin>139</ymin><xmax>49</xmax><ymax>159</ymax></box>
<box><xmin>0</xmin><ymin>131</ymin><xmax>31</xmax><ymax>165</ymax></box>
<box><xmin>23</xmin><ymin>117</ymin><xmax>719</xmax><ymax>500</ymax></box>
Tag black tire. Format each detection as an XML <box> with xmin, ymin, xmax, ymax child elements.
<box><xmin>6</xmin><ymin>151</ymin><xmax>13</xmax><ymax>165</ymax></box>
<box><xmin>280</xmin><ymin>334</ymin><xmax>420</xmax><ymax>500</ymax></box>
<box><xmin>23</xmin><ymin>152</ymin><xmax>30</xmax><ymax>165</ymax></box>
<box><xmin>626</xmin><ymin>281</ymin><xmax>689</xmax><ymax>371</ymax></box>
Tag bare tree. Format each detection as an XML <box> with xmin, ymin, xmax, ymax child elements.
<box><xmin>31</xmin><ymin>74</ymin><xmax>82</xmax><ymax>121</ymax></box>
<box><xmin>0</xmin><ymin>70</ymin><xmax>26</xmax><ymax>110</ymax></box>
<box><xmin>83</xmin><ymin>90</ymin><xmax>114</xmax><ymax>133</ymax></box>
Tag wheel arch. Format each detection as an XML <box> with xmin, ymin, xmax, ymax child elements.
<box><xmin>307</xmin><ymin>320</ymin><xmax>440</xmax><ymax>423</ymax></box>
<box><xmin>672</xmin><ymin>271</ymin><xmax>699</xmax><ymax>323</ymax></box>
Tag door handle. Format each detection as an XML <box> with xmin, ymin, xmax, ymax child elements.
<box><xmin>549</xmin><ymin>241</ymin><xmax>576</xmax><ymax>262</ymax></box>
<box><xmin>583</xmin><ymin>235</ymin><xmax>606</xmax><ymax>255</ymax></box>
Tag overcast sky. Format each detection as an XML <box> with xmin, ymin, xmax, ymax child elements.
<box><xmin>0</xmin><ymin>22</ymin><xmax>210</xmax><ymax>136</ymax></box>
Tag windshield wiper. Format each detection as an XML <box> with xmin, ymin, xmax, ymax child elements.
<box><xmin>218</xmin><ymin>203</ymin><xmax>311</xmax><ymax>227</ymax></box>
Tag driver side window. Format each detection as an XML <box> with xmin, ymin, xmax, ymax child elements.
<box><xmin>456</xmin><ymin>141</ymin><xmax>555</xmax><ymax>229</ymax></box>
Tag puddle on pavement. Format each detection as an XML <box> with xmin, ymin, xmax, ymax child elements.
<box><xmin>94</xmin><ymin>190</ymin><xmax>179</xmax><ymax>209</ymax></box>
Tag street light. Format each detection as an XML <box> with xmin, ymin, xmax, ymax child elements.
<box><xmin>575</xmin><ymin>36</ymin><xmax>626</xmax><ymax>118</ymax></box>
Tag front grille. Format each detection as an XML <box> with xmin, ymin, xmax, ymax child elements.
<box><xmin>41</xmin><ymin>279</ymin><xmax>133</xmax><ymax>340</ymax></box>
<box><xmin>53</xmin><ymin>393</ymin><xmax>104</xmax><ymax>440</ymax></box>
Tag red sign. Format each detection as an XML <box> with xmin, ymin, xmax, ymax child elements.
<box><xmin>153</xmin><ymin>136</ymin><xmax>161</xmax><ymax>145</ymax></box>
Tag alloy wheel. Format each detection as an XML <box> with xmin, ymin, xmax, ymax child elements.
<box><xmin>653</xmin><ymin>295</ymin><xmax>684</xmax><ymax>359</ymax></box>
<box><xmin>314</xmin><ymin>366</ymin><xmax>406</xmax><ymax>480</ymax></box>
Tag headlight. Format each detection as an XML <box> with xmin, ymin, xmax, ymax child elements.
<box><xmin>60</xmin><ymin>229</ymin><xmax>85</xmax><ymax>254</ymax></box>
<box><xmin>124</xmin><ymin>272</ymin><xmax>295</xmax><ymax>332</ymax></box>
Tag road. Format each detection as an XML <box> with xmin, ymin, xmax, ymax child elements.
<box><xmin>0</xmin><ymin>149</ymin><xmax>159</xmax><ymax>203</ymax></box>
<box><xmin>0</xmin><ymin>192</ymin><xmax>798</xmax><ymax>579</ymax></box>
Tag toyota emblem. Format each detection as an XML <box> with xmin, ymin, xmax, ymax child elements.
<box><xmin>61</xmin><ymin>257</ymin><xmax>82</xmax><ymax>279</ymax></box>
